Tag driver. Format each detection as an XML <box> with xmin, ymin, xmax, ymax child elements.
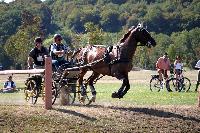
<box><xmin>27</xmin><ymin>37</ymin><xmax>49</xmax><ymax>69</ymax></box>
<box><xmin>49</xmin><ymin>34</ymin><xmax>69</xmax><ymax>71</ymax></box>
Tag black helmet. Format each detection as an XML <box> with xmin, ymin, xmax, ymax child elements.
<box><xmin>34</xmin><ymin>37</ymin><xmax>42</xmax><ymax>43</ymax></box>
<box><xmin>53</xmin><ymin>34</ymin><xmax>62</xmax><ymax>40</ymax></box>
<box><xmin>8</xmin><ymin>76</ymin><xmax>12</xmax><ymax>80</ymax></box>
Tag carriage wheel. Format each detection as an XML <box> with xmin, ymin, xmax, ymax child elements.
<box><xmin>59</xmin><ymin>84</ymin><xmax>76</xmax><ymax>105</ymax></box>
<box><xmin>42</xmin><ymin>81</ymin><xmax>58</xmax><ymax>105</ymax></box>
<box><xmin>166</xmin><ymin>78</ymin><xmax>182</xmax><ymax>92</ymax></box>
<box><xmin>150</xmin><ymin>77</ymin><xmax>162</xmax><ymax>92</ymax></box>
<box><xmin>24</xmin><ymin>79</ymin><xmax>39</xmax><ymax>104</ymax></box>
<box><xmin>66</xmin><ymin>84</ymin><xmax>76</xmax><ymax>104</ymax></box>
<box><xmin>52</xmin><ymin>81</ymin><xmax>58</xmax><ymax>105</ymax></box>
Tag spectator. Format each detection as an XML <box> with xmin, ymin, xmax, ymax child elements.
<box><xmin>2</xmin><ymin>76</ymin><xmax>16</xmax><ymax>93</ymax></box>
<box><xmin>174</xmin><ymin>55</ymin><xmax>183</xmax><ymax>80</ymax></box>
<box><xmin>156</xmin><ymin>53</ymin><xmax>171</xmax><ymax>81</ymax></box>
<box><xmin>195</xmin><ymin>60</ymin><xmax>200</xmax><ymax>92</ymax></box>
<box><xmin>27</xmin><ymin>37</ymin><xmax>49</xmax><ymax>69</ymax></box>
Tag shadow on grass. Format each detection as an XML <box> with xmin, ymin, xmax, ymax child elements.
<box><xmin>82</xmin><ymin>104</ymin><xmax>200</xmax><ymax>123</ymax></box>
<box><xmin>53</xmin><ymin>108</ymin><xmax>97</xmax><ymax>122</ymax></box>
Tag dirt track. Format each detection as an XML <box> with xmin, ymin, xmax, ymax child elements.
<box><xmin>0</xmin><ymin>104</ymin><xmax>200</xmax><ymax>132</ymax></box>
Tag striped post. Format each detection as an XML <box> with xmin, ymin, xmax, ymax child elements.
<box><xmin>45</xmin><ymin>57</ymin><xmax>52</xmax><ymax>109</ymax></box>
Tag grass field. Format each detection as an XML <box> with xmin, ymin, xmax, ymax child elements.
<box><xmin>0</xmin><ymin>70</ymin><xmax>200</xmax><ymax>132</ymax></box>
<box><xmin>0</xmin><ymin>70</ymin><xmax>198</xmax><ymax>105</ymax></box>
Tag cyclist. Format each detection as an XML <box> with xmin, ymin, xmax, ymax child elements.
<box><xmin>195</xmin><ymin>60</ymin><xmax>200</xmax><ymax>92</ymax></box>
<box><xmin>174</xmin><ymin>55</ymin><xmax>183</xmax><ymax>80</ymax></box>
<box><xmin>49</xmin><ymin>34</ymin><xmax>70</xmax><ymax>71</ymax></box>
<box><xmin>156</xmin><ymin>53</ymin><xmax>171</xmax><ymax>82</ymax></box>
<box><xmin>27</xmin><ymin>37</ymin><xmax>49</xmax><ymax>69</ymax></box>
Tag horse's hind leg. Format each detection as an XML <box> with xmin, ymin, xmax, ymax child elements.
<box><xmin>88</xmin><ymin>72</ymin><xmax>100</xmax><ymax>102</ymax></box>
<box><xmin>78</xmin><ymin>69</ymin><xmax>87</xmax><ymax>102</ymax></box>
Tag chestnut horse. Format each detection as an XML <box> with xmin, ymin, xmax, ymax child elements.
<box><xmin>72</xmin><ymin>24</ymin><xmax>156</xmax><ymax>103</ymax></box>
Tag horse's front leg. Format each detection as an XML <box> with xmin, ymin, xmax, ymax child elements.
<box><xmin>112</xmin><ymin>76</ymin><xmax>130</xmax><ymax>99</ymax></box>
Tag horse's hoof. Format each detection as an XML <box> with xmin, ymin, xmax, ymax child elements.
<box><xmin>111</xmin><ymin>92</ymin><xmax>123</xmax><ymax>99</ymax></box>
<box><xmin>80</xmin><ymin>96</ymin><xmax>86</xmax><ymax>103</ymax></box>
<box><xmin>86</xmin><ymin>96</ymin><xmax>96</xmax><ymax>105</ymax></box>
<box><xmin>112</xmin><ymin>92</ymin><xmax>119</xmax><ymax>98</ymax></box>
<box><xmin>90</xmin><ymin>96</ymin><xmax>96</xmax><ymax>102</ymax></box>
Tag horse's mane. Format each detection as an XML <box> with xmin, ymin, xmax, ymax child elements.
<box><xmin>119</xmin><ymin>26</ymin><xmax>135</xmax><ymax>43</ymax></box>
<box><xmin>71</xmin><ymin>48</ymin><xmax>82</xmax><ymax>59</ymax></box>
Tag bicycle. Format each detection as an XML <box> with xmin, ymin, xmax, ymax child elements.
<box><xmin>174</xmin><ymin>70</ymin><xmax>191</xmax><ymax>92</ymax></box>
<box><xmin>150</xmin><ymin>69</ymin><xmax>191</xmax><ymax>92</ymax></box>
<box><xmin>150</xmin><ymin>70</ymin><xmax>182</xmax><ymax>92</ymax></box>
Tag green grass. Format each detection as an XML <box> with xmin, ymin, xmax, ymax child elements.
<box><xmin>94</xmin><ymin>83</ymin><xmax>198</xmax><ymax>105</ymax></box>
<box><xmin>0</xmin><ymin>82</ymin><xmax>198</xmax><ymax>106</ymax></box>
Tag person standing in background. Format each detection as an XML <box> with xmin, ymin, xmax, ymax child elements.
<box><xmin>195</xmin><ymin>60</ymin><xmax>200</xmax><ymax>92</ymax></box>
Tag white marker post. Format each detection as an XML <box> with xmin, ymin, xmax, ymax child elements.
<box><xmin>45</xmin><ymin>57</ymin><xmax>52</xmax><ymax>109</ymax></box>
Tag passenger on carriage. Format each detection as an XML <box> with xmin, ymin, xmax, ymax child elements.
<box><xmin>49</xmin><ymin>34</ymin><xmax>70</xmax><ymax>71</ymax></box>
<box><xmin>27</xmin><ymin>37</ymin><xmax>49</xmax><ymax>69</ymax></box>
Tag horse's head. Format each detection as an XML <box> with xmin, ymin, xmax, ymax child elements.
<box><xmin>132</xmin><ymin>24</ymin><xmax>156</xmax><ymax>48</ymax></box>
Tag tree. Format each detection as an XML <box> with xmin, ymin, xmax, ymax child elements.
<box><xmin>100</xmin><ymin>9</ymin><xmax>121</xmax><ymax>32</ymax></box>
<box><xmin>84</xmin><ymin>22</ymin><xmax>104</xmax><ymax>45</ymax></box>
<box><xmin>4</xmin><ymin>10</ymin><xmax>42</xmax><ymax>68</ymax></box>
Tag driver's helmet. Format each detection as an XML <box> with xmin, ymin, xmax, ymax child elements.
<box><xmin>34</xmin><ymin>37</ymin><xmax>42</xmax><ymax>43</ymax></box>
<box><xmin>53</xmin><ymin>34</ymin><xmax>62</xmax><ymax>40</ymax></box>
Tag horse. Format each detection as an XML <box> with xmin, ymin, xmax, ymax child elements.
<box><xmin>72</xmin><ymin>24</ymin><xmax>157</xmax><ymax>103</ymax></box>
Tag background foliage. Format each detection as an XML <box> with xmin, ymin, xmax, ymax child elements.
<box><xmin>0</xmin><ymin>0</ymin><xmax>199</xmax><ymax>69</ymax></box>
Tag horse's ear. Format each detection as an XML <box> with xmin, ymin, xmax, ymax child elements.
<box><xmin>137</xmin><ymin>22</ymin><xmax>143</xmax><ymax>28</ymax></box>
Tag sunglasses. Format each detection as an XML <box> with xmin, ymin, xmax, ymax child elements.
<box><xmin>36</xmin><ymin>42</ymin><xmax>42</xmax><ymax>45</ymax></box>
<box><xmin>56</xmin><ymin>38</ymin><xmax>62</xmax><ymax>41</ymax></box>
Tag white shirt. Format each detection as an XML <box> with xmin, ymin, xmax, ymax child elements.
<box><xmin>195</xmin><ymin>60</ymin><xmax>200</xmax><ymax>69</ymax></box>
<box><xmin>4</xmin><ymin>81</ymin><xmax>16</xmax><ymax>88</ymax></box>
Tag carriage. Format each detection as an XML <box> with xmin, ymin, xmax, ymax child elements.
<box><xmin>24</xmin><ymin>62</ymin><xmax>95</xmax><ymax>105</ymax></box>
<box><xmin>24</xmin><ymin>24</ymin><xmax>156</xmax><ymax>105</ymax></box>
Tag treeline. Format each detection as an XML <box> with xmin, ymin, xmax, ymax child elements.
<box><xmin>0</xmin><ymin>0</ymin><xmax>199</xmax><ymax>69</ymax></box>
